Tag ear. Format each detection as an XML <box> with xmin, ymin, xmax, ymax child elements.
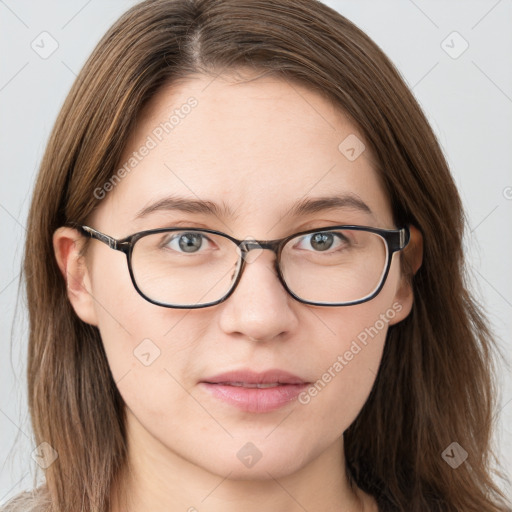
<box><xmin>388</xmin><ymin>225</ymin><xmax>423</xmax><ymax>325</ymax></box>
<box><xmin>53</xmin><ymin>226</ymin><xmax>98</xmax><ymax>326</ymax></box>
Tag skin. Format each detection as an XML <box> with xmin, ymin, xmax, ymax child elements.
<box><xmin>54</xmin><ymin>69</ymin><xmax>422</xmax><ymax>512</ymax></box>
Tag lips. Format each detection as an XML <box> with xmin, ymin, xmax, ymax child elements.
<box><xmin>204</xmin><ymin>369</ymin><xmax>307</xmax><ymax>385</ymax></box>
<box><xmin>200</xmin><ymin>369</ymin><xmax>310</xmax><ymax>413</ymax></box>
<box><xmin>222</xmin><ymin>382</ymin><xmax>282</xmax><ymax>388</ymax></box>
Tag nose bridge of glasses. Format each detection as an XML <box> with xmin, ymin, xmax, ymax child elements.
<box><xmin>237</xmin><ymin>238</ymin><xmax>281</xmax><ymax>257</ymax></box>
<box><xmin>235</xmin><ymin>238</ymin><xmax>283</xmax><ymax>269</ymax></box>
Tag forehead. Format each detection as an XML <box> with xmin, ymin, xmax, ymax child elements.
<box><xmin>94</xmin><ymin>71</ymin><xmax>392</xmax><ymax>235</ymax></box>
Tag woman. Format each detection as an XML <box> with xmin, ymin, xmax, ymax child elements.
<box><xmin>4</xmin><ymin>0</ymin><xmax>510</xmax><ymax>510</ymax></box>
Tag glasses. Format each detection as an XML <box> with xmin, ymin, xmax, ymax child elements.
<box><xmin>72</xmin><ymin>223</ymin><xmax>410</xmax><ymax>309</ymax></box>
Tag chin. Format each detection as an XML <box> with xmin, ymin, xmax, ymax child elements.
<box><xmin>191</xmin><ymin>437</ymin><xmax>313</xmax><ymax>481</ymax></box>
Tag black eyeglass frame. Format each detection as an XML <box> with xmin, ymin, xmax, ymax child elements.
<box><xmin>70</xmin><ymin>223</ymin><xmax>410</xmax><ymax>309</ymax></box>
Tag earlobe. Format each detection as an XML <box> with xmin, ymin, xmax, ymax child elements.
<box><xmin>53</xmin><ymin>227</ymin><xmax>98</xmax><ymax>326</ymax></box>
<box><xmin>388</xmin><ymin>225</ymin><xmax>424</xmax><ymax>326</ymax></box>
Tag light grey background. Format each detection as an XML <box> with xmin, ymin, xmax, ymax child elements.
<box><xmin>1</xmin><ymin>0</ymin><xmax>511</xmax><ymax>504</ymax></box>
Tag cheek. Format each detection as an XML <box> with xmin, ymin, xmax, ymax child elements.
<box><xmin>87</xmin><ymin>248</ymin><xmax>205</xmax><ymax>394</ymax></box>
<box><xmin>91</xmin><ymin>285</ymin><xmax>209</xmax><ymax>443</ymax></box>
<box><xmin>299</xmin><ymin>260</ymin><xmax>403</xmax><ymax>431</ymax></box>
<box><xmin>299</xmin><ymin>310</ymin><xmax>386</xmax><ymax>433</ymax></box>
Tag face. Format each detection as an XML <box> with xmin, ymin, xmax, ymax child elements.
<box><xmin>55</xmin><ymin>70</ymin><xmax>414</xmax><ymax>481</ymax></box>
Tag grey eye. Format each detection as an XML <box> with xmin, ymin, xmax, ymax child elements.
<box><xmin>309</xmin><ymin>232</ymin><xmax>334</xmax><ymax>251</ymax></box>
<box><xmin>294</xmin><ymin>231</ymin><xmax>348</xmax><ymax>252</ymax></box>
<box><xmin>162</xmin><ymin>232</ymin><xmax>208</xmax><ymax>253</ymax></box>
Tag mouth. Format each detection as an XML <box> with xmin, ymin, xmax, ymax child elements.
<box><xmin>218</xmin><ymin>382</ymin><xmax>287</xmax><ymax>388</ymax></box>
<box><xmin>200</xmin><ymin>369</ymin><xmax>310</xmax><ymax>413</ymax></box>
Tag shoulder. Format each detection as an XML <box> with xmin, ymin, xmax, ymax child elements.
<box><xmin>0</xmin><ymin>488</ymin><xmax>50</xmax><ymax>512</ymax></box>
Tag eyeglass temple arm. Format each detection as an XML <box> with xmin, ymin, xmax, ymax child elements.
<box><xmin>399</xmin><ymin>226</ymin><xmax>411</xmax><ymax>250</ymax></box>
<box><xmin>78</xmin><ymin>225</ymin><xmax>121</xmax><ymax>251</ymax></box>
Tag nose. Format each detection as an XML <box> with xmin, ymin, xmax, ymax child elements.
<box><xmin>217</xmin><ymin>248</ymin><xmax>299</xmax><ymax>342</ymax></box>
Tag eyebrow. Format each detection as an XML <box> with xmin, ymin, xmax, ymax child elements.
<box><xmin>288</xmin><ymin>194</ymin><xmax>373</xmax><ymax>218</ymax></box>
<box><xmin>133</xmin><ymin>196</ymin><xmax>237</xmax><ymax>220</ymax></box>
<box><xmin>132</xmin><ymin>193</ymin><xmax>373</xmax><ymax>221</ymax></box>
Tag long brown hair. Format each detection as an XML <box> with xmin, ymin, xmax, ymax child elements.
<box><xmin>8</xmin><ymin>0</ymin><xmax>511</xmax><ymax>510</ymax></box>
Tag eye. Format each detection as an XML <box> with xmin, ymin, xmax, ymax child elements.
<box><xmin>162</xmin><ymin>232</ymin><xmax>214</xmax><ymax>254</ymax></box>
<box><xmin>294</xmin><ymin>231</ymin><xmax>349</xmax><ymax>252</ymax></box>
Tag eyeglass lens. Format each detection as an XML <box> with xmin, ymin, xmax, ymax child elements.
<box><xmin>130</xmin><ymin>228</ymin><xmax>388</xmax><ymax>307</ymax></box>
